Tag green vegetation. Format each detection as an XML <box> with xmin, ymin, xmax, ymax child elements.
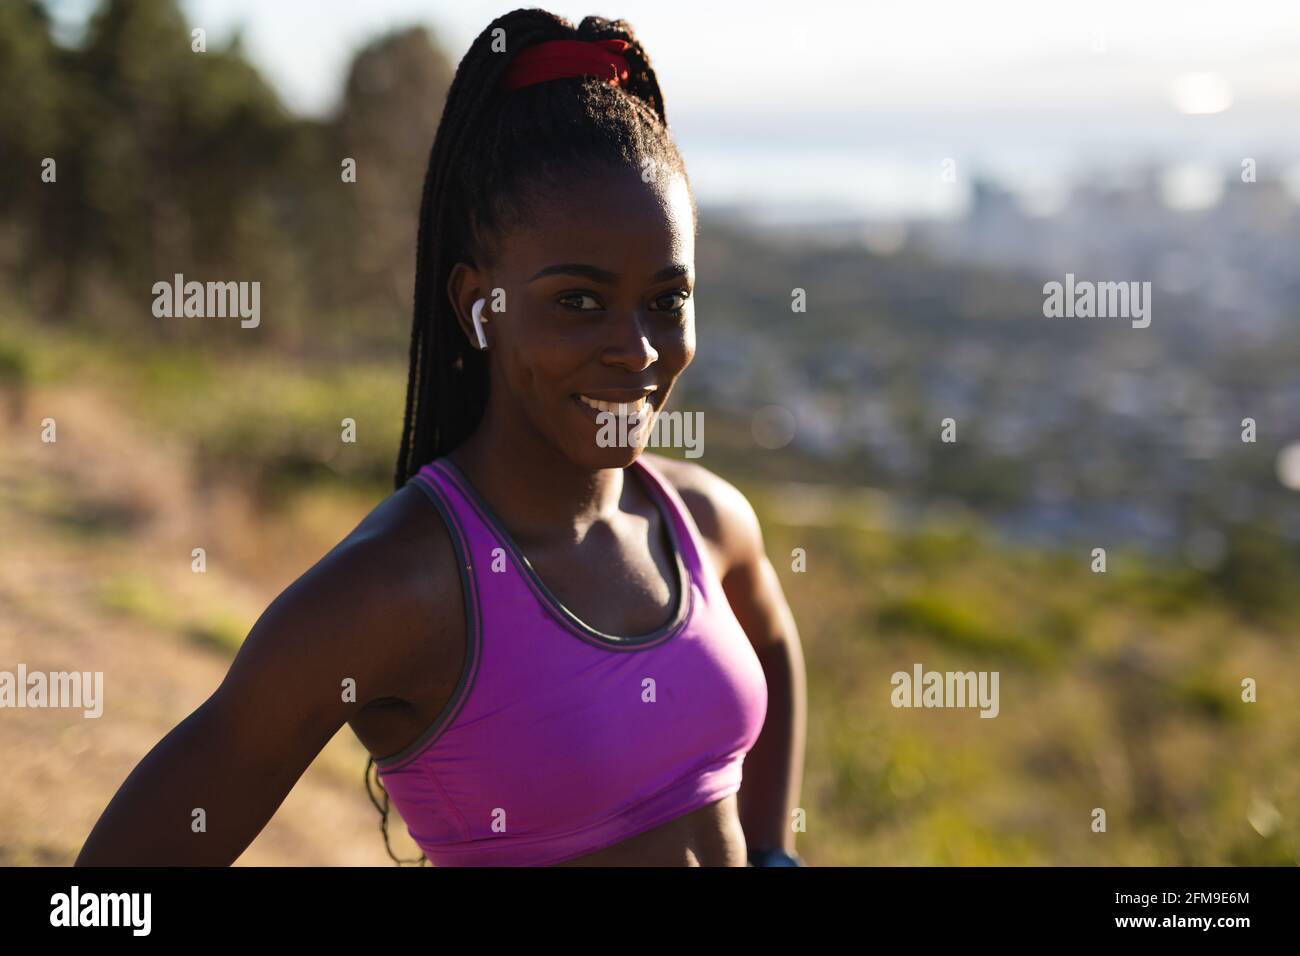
<box><xmin>97</xmin><ymin>571</ymin><xmax>250</xmax><ymax>656</ymax></box>
<box><xmin>751</xmin><ymin>484</ymin><xmax>1299</xmax><ymax>865</ymax></box>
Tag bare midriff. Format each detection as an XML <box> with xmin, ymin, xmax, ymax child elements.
<box><xmin>552</xmin><ymin>793</ymin><xmax>747</xmax><ymax>866</ymax></box>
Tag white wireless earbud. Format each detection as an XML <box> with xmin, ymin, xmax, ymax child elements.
<box><xmin>471</xmin><ymin>297</ymin><xmax>488</xmax><ymax>349</ymax></box>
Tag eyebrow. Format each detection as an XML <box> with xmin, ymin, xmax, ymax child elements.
<box><xmin>528</xmin><ymin>263</ymin><xmax>692</xmax><ymax>284</ymax></box>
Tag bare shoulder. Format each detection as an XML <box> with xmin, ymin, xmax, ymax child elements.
<box><xmin>240</xmin><ymin>478</ymin><xmax>464</xmax><ymax>707</ymax></box>
<box><xmin>639</xmin><ymin>452</ymin><xmax>765</xmax><ymax>582</ymax></box>
<box><xmin>330</xmin><ymin>478</ymin><xmax>460</xmax><ymax>585</ymax></box>
<box><xmin>638</xmin><ymin>455</ymin><xmax>798</xmax><ymax>655</ymax></box>
<box><xmin>336</xmin><ymin>476</ymin><xmax>465</xmax><ymax>668</ymax></box>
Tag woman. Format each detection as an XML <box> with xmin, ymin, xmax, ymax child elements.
<box><xmin>76</xmin><ymin>8</ymin><xmax>806</xmax><ymax>867</ymax></box>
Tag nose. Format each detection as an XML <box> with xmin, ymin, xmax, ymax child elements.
<box><xmin>602</xmin><ymin>311</ymin><xmax>659</xmax><ymax>372</ymax></box>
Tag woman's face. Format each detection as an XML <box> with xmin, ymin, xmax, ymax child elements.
<box><xmin>451</xmin><ymin>164</ymin><xmax>697</xmax><ymax>470</ymax></box>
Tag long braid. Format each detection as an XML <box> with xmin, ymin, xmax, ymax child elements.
<box><xmin>365</xmin><ymin>756</ymin><xmax>428</xmax><ymax>865</ymax></box>
<box><xmin>395</xmin><ymin>10</ymin><xmax>560</xmax><ymax>488</ymax></box>
<box><xmin>378</xmin><ymin>7</ymin><xmax>689</xmax><ymax>865</ymax></box>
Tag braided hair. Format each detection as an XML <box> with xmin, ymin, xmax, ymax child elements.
<box><xmin>371</xmin><ymin>8</ymin><xmax>695</xmax><ymax>865</ymax></box>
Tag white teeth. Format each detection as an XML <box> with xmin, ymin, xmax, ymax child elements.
<box><xmin>578</xmin><ymin>394</ymin><xmax>648</xmax><ymax>414</ymax></box>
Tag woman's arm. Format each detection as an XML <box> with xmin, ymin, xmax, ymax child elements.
<box><xmin>650</xmin><ymin>456</ymin><xmax>808</xmax><ymax>859</ymax></box>
<box><xmin>76</xmin><ymin>486</ymin><xmax>449</xmax><ymax>866</ymax></box>
<box><xmin>715</xmin><ymin>487</ymin><xmax>807</xmax><ymax>858</ymax></box>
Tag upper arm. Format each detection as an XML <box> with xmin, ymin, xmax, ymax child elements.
<box><xmin>76</xmin><ymin>485</ymin><xmax>452</xmax><ymax>864</ymax></box>
<box><xmin>204</xmin><ymin>530</ymin><xmax>427</xmax><ymax>781</ymax></box>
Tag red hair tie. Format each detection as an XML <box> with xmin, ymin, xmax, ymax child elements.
<box><xmin>500</xmin><ymin>39</ymin><xmax>631</xmax><ymax>93</ymax></box>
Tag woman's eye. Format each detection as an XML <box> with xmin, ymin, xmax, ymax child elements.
<box><xmin>558</xmin><ymin>292</ymin><xmax>602</xmax><ymax>311</ymax></box>
<box><xmin>653</xmin><ymin>290</ymin><xmax>691</xmax><ymax>312</ymax></box>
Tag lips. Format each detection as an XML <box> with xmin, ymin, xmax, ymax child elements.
<box><xmin>576</xmin><ymin>393</ymin><xmax>650</xmax><ymax>414</ymax></box>
<box><xmin>572</xmin><ymin>388</ymin><xmax>658</xmax><ymax>416</ymax></box>
<box><xmin>571</xmin><ymin>389</ymin><xmax>660</xmax><ymax>427</ymax></box>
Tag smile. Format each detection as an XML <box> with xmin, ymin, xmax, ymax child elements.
<box><xmin>575</xmin><ymin>393</ymin><xmax>651</xmax><ymax>415</ymax></box>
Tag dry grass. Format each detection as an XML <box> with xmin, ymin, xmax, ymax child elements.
<box><xmin>0</xmin><ymin>383</ymin><xmax>418</xmax><ymax>865</ymax></box>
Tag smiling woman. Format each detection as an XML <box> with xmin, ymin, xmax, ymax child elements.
<box><xmin>367</xmin><ymin>7</ymin><xmax>802</xmax><ymax>867</ymax></box>
<box><xmin>392</xmin><ymin>13</ymin><xmax>698</xmax><ymax>481</ymax></box>
<box><xmin>435</xmin><ymin>163</ymin><xmax>698</xmax><ymax>474</ymax></box>
<box><xmin>75</xmin><ymin>6</ymin><xmax>806</xmax><ymax>870</ymax></box>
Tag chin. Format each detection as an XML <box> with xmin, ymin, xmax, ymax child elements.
<box><xmin>563</xmin><ymin>393</ymin><xmax>662</xmax><ymax>470</ymax></box>
<box><xmin>569</xmin><ymin>442</ymin><xmax>644</xmax><ymax>471</ymax></box>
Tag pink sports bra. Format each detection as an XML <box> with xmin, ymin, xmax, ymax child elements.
<box><xmin>373</xmin><ymin>453</ymin><xmax>768</xmax><ymax>865</ymax></box>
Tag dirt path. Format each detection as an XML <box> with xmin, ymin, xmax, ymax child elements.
<box><xmin>0</xmin><ymin>384</ymin><xmax>419</xmax><ymax>866</ymax></box>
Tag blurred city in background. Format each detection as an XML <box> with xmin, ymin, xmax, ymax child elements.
<box><xmin>1</xmin><ymin>0</ymin><xmax>1297</xmax><ymax>865</ymax></box>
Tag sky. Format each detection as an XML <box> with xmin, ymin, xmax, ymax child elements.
<box><xmin>43</xmin><ymin>0</ymin><xmax>1300</xmax><ymax>219</ymax></box>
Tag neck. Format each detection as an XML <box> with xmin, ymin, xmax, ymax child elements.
<box><xmin>444</xmin><ymin>393</ymin><xmax>629</xmax><ymax>545</ymax></box>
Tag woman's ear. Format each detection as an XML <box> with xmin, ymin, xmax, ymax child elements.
<box><xmin>446</xmin><ymin>261</ymin><xmax>490</xmax><ymax>349</ymax></box>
